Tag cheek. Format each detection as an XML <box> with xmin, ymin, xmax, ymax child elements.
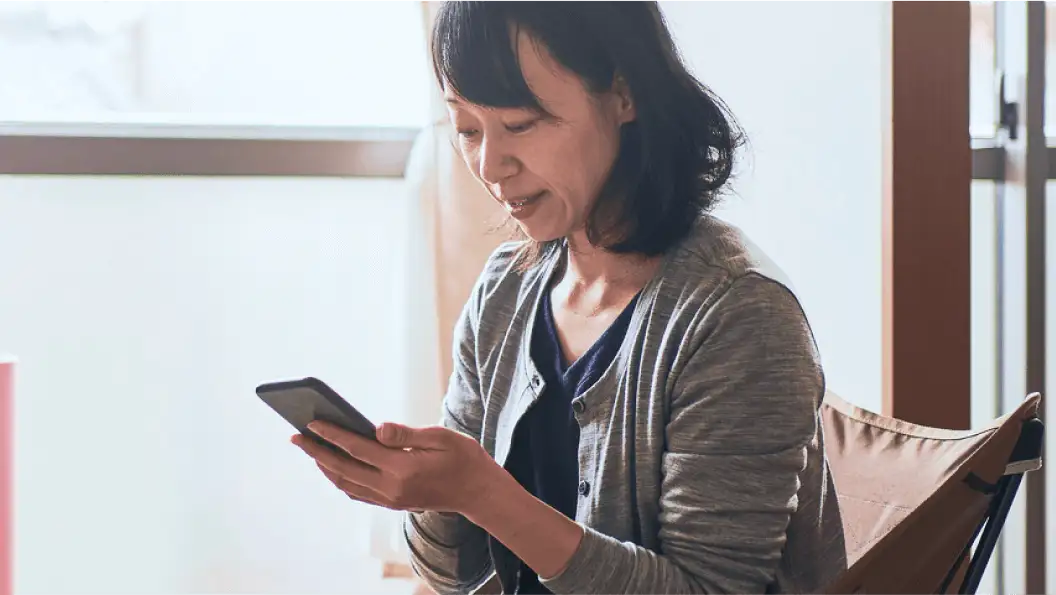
<box><xmin>554</xmin><ymin>135</ymin><xmax>618</xmax><ymax>202</ymax></box>
<box><xmin>459</xmin><ymin>144</ymin><xmax>480</xmax><ymax>177</ymax></box>
<box><xmin>518</xmin><ymin>145</ymin><xmax>597</xmax><ymax>212</ymax></box>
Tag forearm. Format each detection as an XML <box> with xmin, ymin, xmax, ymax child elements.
<box><xmin>463</xmin><ymin>465</ymin><xmax>585</xmax><ymax>581</ymax></box>
<box><xmin>458</xmin><ymin>458</ymin><xmax>793</xmax><ymax>595</ymax></box>
<box><xmin>461</xmin><ymin>470</ymin><xmax>705</xmax><ymax>594</ymax></box>
<box><xmin>404</xmin><ymin>510</ymin><xmax>493</xmax><ymax>595</ymax></box>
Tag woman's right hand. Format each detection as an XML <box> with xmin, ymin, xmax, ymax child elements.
<box><xmin>293</xmin><ymin>421</ymin><xmax>503</xmax><ymax>516</ymax></box>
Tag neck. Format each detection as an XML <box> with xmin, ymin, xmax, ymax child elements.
<box><xmin>562</xmin><ymin>230</ymin><xmax>659</xmax><ymax>289</ymax></box>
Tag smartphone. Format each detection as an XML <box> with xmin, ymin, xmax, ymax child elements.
<box><xmin>256</xmin><ymin>377</ymin><xmax>377</xmax><ymax>450</ymax></box>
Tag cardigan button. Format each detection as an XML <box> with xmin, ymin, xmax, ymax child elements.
<box><xmin>572</xmin><ymin>400</ymin><xmax>586</xmax><ymax>414</ymax></box>
<box><xmin>578</xmin><ymin>480</ymin><xmax>591</xmax><ymax>497</ymax></box>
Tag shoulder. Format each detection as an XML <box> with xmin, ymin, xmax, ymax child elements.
<box><xmin>459</xmin><ymin>240</ymin><xmax>549</xmax><ymax>339</ymax></box>
<box><xmin>667</xmin><ymin>215</ymin><xmax>798</xmax><ymax>293</ymax></box>
<box><xmin>472</xmin><ymin>241</ymin><xmax>528</xmax><ymax>302</ymax></box>
<box><xmin>658</xmin><ymin>215</ymin><xmax>811</xmax><ymax>331</ymax></box>
<box><xmin>655</xmin><ymin>215</ymin><xmax>822</xmax><ymax>385</ymax></box>
<box><xmin>660</xmin><ymin>219</ymin><xmax>825</xmax><ymax>425</ymax></box>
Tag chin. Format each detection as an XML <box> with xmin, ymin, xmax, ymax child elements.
<box><xmin>515</xmin><ymin>220</ymin><xmax>568</xmax><ymax>244</ymax></box>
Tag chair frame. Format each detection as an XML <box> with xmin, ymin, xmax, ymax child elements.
<box><xmin>939</xmin><ymin>416</ymin><xmax>1045</xmax><ymax>594</ymax></box>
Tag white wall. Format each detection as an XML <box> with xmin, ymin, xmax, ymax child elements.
<box><xmin>0</xmin><ymin>176</ymin><xmax>418</xmax><ymax>594</ymax></box>
<box><xmin>661</xmin><ymin>1</ymin><xmax>887</xmax><ymax>412</ymax></box>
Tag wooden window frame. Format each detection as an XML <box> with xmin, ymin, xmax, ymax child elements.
<box><xmin>889</xmin><ymin>2</ymin><xmax>1046</xmax><ymax>591</ymax></box>
<box><xmin>0</xmin><ymin>123</ymin><xmax>418</xmax><ymax>177</ymax></box>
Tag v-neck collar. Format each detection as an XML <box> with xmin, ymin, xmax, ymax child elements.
<box><xmin>517</xmin><ymin>232</ymin><xmax>685</xmax><ymax>401</ymax></box>
<box><xmin>540</xmin><ymin>288</ymin><xmax>642</xmax><ymax>377</ymax></box>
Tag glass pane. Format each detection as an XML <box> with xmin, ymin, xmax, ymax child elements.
<box><xmin>971</xmin><ymin>0</ymin><xmax>997</xmax><ymax>138</ymax></box>
<box><xmin>973</xmin><ymin>178</ymin><xmax>1034</xmax><ymax>595</ymax></box>
<box><xmin>970</xmin><ymin>179</ymin><xmax>1000</xmax><ymax>595</ymax></box>
<box><xmin>0</xmin><ymin>1</ymin><xmax>431</xmax><ymax>130</ymax></box>
<box><xmin>996</xmin><ymin>175</ymin><xmax>1030</xmax><ymax>595</ymax></box>
<box><xmin>971</xmin><ymin>180</ymin><xmax>1000</xmax><ymax>429</ymax></box>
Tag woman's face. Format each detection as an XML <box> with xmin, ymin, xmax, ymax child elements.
<box><xmin>444</xmin><ymin>31</ymin><xmax>635</xmax><ymax>244</ymax></box>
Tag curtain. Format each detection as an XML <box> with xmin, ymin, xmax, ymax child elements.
<box><xmin>369</xmin><ymin>1</ymin><xmax>507</xmax><ymax>572</ymax></box>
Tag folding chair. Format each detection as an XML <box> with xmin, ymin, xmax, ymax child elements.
<box><xmin>820</xmin><ymin>390</ymin><xmax>1044</xmax><ymax>594</ymax></box>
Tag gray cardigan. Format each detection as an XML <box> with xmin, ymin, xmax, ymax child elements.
<box><xmin>404</xmin><ymin>216</ymin><xmax>847</xmax><ymax>594</ymax></box>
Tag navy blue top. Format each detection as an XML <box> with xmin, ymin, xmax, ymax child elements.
<box><xmin>504</xmin><ymin>288</ymin><xmax>640</xmax><ymax>594</ymax></box>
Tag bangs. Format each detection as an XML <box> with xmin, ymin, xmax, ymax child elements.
<box><xmin>431</xmin><ymin>3</ymin><xmax>545</xmax><ymax>112</ymax></box>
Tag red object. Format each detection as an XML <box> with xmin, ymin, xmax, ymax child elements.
<box><xmin>0</xmin><ymin>358</ymin><xmax>12</xmax><ymax>595</ymax></box>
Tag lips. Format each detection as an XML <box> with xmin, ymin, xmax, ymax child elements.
<box><xmin>504</xmin><ymin>191</ymin><xmax>545</xmax><ymax>209</ymax></box>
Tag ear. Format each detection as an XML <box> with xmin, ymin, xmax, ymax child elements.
<box><xmin>611</xmin><ymin>75</ymin><xmax>636</xmax><ymax>125</ymax></box>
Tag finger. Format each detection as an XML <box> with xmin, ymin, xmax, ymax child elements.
<box><xmin>293</xmin><ymin>435</ymin><xmax>382</xmax><ymax>488</ymax></box>
<box><xmin>322</xmin><ymin>466</ymin><xmax>409</xmax><ymax>511</ymax></box>
<box><xmin>318</xmin><ymin>465</ymin><xmax>424</xmax><ymax>513</ymax></box>
<box><xmin>317</xmin><ymin>463</ymin><xmax>391</xmax><ymax>505</ymax></box>
<box><xmin>375</xmin><ymin>423</ymin><xmax>450</xmax><ymax>450</ymax></box>
<box><xmin>336</xmin><ymin>482</ymin><xmax>387</xmax><ymax>507</ymax></box>
<box><xmin>318</xmin><ymin>465</ymin><xmax>345</xmax><ymax>486</ymax></box>
<box><xmin>306</xmin><ymin>422</ymin><xmax>398</xmax><ymax>467</ymax></box>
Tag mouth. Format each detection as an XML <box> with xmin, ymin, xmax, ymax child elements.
<box><xmin>504</xmin><ymin>190</ymin><xmax>546</xmax><ymax>211</ymax></box>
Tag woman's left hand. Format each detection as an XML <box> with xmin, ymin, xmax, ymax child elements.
<box><xmin>292</xmin><ymin>421</ymin><xmax>500</xmax><ymax>516</ymax></box>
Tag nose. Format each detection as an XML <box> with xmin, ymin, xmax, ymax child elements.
<box><xmin>477</xmin><ymin>134</ymin><xmax>518</xmax><ymax>185</ymax></box>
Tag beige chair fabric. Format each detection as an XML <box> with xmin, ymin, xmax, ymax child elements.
<box><xmin>822</xmin><ymin>391</ymin><xmax>1042</xmax><ymax>594</ymax></box>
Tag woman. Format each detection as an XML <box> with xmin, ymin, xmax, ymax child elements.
<box><xmin>293</xmin><ymin>2</ymin><xmax>846</xmax><ymax>593</ymax></box>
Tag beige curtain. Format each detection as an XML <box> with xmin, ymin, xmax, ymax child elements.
<box><xmin>369</xmin><ymin>1</ymin><xmax>507</xmax><ymax>569</ymax></box>
<box><xmin>405</xmin><ymin>0</ymin><xmax>507</xmax><ymax>425</ymax></box>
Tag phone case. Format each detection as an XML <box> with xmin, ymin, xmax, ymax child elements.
<box><xmin>256</xmin><ymin>377</ymin><xmax>377</xmax><ymax>443</ymax></box>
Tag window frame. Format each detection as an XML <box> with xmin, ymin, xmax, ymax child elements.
<box><xmin>0</xmin><ymin>122</ymin><xmax>418</xmax><ymax>177</ymax></box>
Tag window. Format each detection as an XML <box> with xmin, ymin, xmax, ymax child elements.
<box><xmin>0</xmin><ymin>1</ymin><xmax>431</xmax><ymax>132</ymax></box>
<box><xmin>970</xmin><ymin>0</ymin><xmax>997</xmax><ymax>139</ymax></box>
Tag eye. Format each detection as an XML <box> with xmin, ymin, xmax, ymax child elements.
<box><xmin>506</xmin><ymin>119</ymin><xmax>538</xmax><ymax>134</ymax></box>
<box><xmin>456</xmin><ymin>128</ymin><xmax>479</xmax><ymax>140</ymax></box>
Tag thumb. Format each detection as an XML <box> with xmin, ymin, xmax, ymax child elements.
<box><xmin>376</xmin><ymin>423</ymin><xmax>446</xmax><ymax>449</ymax></box>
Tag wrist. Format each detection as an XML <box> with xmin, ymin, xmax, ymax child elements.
<box><xmin>460</xmin><ymin>458</ymin><xmax>515</xmax><ymax>524</ymax></box>
<box><xmin>458</xmin><ymin>462</ymin><xmax>586</xmax><ymax>582</ymax></box>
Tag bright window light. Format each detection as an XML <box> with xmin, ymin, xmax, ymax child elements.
<box><xmin>0</xmin><ymin>1</ymin><xmax>432</xmax><ymax>130</ymax></box>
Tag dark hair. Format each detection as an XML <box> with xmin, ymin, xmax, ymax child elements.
<box><xmin>431</xmin><ymin>1</ymin><xmax>744</xmax><ymax>266</ymax></box>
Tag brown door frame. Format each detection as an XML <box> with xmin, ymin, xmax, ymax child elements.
<box><xmin>883</xmin><ymin>1</ymin><xmax>972</xmax><ymax>430</ymax></box>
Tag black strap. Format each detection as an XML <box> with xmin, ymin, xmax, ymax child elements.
<box><xmin>964</xmin><ymin>472</ymin><xmax>998</xmax><ymax>494</ymax></box>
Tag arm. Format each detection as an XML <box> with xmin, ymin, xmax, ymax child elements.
<box><xmin>467</xmin><ymin>274</ymin><xmax>824</xmax><ymax>594</ymax></box>
<box><xmin>403</xmin><ymin>283</ymin><xmax>495</xmax><ymax>595</ymax></box>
